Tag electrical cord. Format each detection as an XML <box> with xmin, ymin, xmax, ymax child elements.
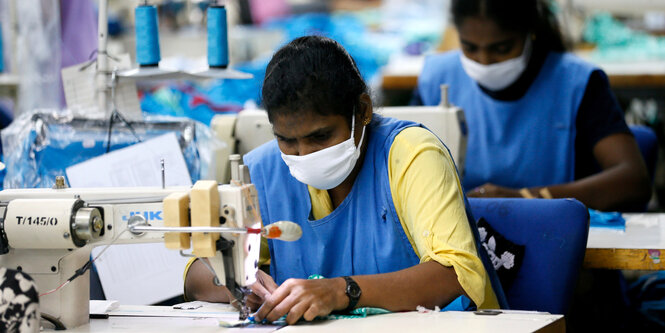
<box><xmin>40</xmin><ymin>313</ymin><xmax>66</xmax><ymax>330</ymax></box>
<box><xmin>39</xmin><ymin>229</ymin><xmax>128</xmax><ymax>297</ymax></box>
<box><xmin>105</xmin><ymin>110</ymin><xmax>142</xmax><ymax>153</ymax></box>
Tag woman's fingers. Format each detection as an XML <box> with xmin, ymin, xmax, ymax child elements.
<box><xmin>246</xmin><ymin>292</ymin><xmax>263</xmax><ymax>311</ymax></box>
<box><xmin>251</xmin><ymin>280</ymin><xmax>272</xmax><ymax>300</ymax></box>
<box><xmin>257</xmin><ymin>270</ymin><xmax>278</xmax><ymax>294</ymax></box>
<box><xmin>253</xmin><ymin>279</ymin><xmax>295</xmax><ymax>321</ymax></box>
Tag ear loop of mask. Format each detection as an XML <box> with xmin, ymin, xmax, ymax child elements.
<box><xmin>350</xmin><ymin>104</ymin><xmax>367</xmax><ymax>149</ymax></box>
<box><xmin>350</xmin><ymin>108</ymin><xmax>356</xmax><ymax>140</ymax></box>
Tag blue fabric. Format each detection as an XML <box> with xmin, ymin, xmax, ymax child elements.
<box><xmin>244</xmin><ymin>114</ymin><xmax>506</xmax><ymax>310</ymax></box>
<box><xmin>468</xmin><ymin>198</ymin><xmax>589</xmax><ymax>314</ymax></box>
<box><xmin>263</xmin><ymin>13</ymin><xmax>393</xmax><ymax>82</ymax></box>
<box><xmin>630</xmin><ymin>125</ymin><xmax>658</xmax><ymax>181</ymax></box>
<box><xmin>441</xmin><ymin>295</ymin><xmax>475</xmax><ymax>312</ymax></box>
<box><xmin>418</xmin><ymin>51</ymin><xmax>596</xmax><ymax>191</ymax></box>
<box><xmin>589</xmin><ymin>209</ymin><xmax>626</xmax><ymax>231</ymax></box>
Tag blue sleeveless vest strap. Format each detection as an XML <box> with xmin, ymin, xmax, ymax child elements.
<box><xmin>418</xmin><ymin>51</ymin><xmax>597</xmax><ymax>190</ymax></box>
<box><xmin>244</xmin><ymin>114</ymin><xmax>503</xmax><ymax>309</ymax></box>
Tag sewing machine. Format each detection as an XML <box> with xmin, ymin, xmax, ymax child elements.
<box><xmin>0</xmin><ymin>156</ymin><xmax>298</xmax><ymax>329</ymax></box>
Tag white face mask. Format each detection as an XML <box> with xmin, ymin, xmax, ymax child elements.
<box><xmin>281</xmin><ymin>114</ymin><xmax>366</xmax><ymax>190</ymax></box>
<box><xmin>460</xmin><ymin>36</ymin><xmax>532</xmax><ymax>91</ymax></box>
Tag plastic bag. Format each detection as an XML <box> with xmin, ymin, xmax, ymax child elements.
<box><xmin>1</xmin><ymin>109</ymin><xmax>225</xmax><ymax>189</ymax></box>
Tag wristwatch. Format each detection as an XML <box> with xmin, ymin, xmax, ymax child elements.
<box><xmin>342</xmin><ymin>276</ymin><xmax>362</xmax><ymax>312</ymax></box>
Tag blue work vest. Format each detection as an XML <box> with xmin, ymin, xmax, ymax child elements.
<box><xmin>417</xmin><ymin>51</ymin><xmax>596</xmax><ymax>190</ymax></box>
<box><xmin>244</xmin><ymin>115</ymin><xmax>507</xmax><ymax>310</ymax></box>
<box><xmin>244</xmin><ymin>115</ymin><xmax>421</xmax><ymax>283</ymax></box>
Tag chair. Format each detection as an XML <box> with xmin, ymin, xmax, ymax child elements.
<box><xmin>467</xmin><ymin>198</ymin><xmax>589</xmax><ymax>314</ymax></box>
<box><xmin>629</xmin><ymin>125</ymin><xmax>658</xmax><ymax>181</ymax></box>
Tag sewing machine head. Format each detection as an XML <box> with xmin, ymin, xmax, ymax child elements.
<box><xmin>0</xmin><ymin>155</ymin><xmax>299</xmax><ymax>329</ymax></box>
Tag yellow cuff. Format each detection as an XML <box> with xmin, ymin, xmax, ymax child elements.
<box><xmin>182</xmin><ymin>257</ymin><xmax>198</xmax><ymax>301</ymax></box>
<box><xmin>539</xmin><ymin>187</ymin><xmax>553</xmax><ymax>199</ymax></box>
<box><xmin>519</xmin><ymin>188</ymin><xmax>535</xmax><ymax>199</ymax></box>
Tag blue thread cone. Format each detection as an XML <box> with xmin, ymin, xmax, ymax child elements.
<box><xmin>207</xmin><ymin>6</ymin><xmax>229</xmax><ymax>68</ymax></box>
<box><xmin>135</xmin><ymin>5</ymin><xmax>161</xmax><ymax>66</ymax></box>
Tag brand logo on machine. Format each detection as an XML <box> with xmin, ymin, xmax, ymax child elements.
<box><xmin>121</xmin><ymin>211</ymin><xmax>163</xmax><ymax>221</ymax></box>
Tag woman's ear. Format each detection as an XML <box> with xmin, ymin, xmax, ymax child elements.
<box><xmin>359</xmin><ymin>93</ymin><xmax>373</xmax><ymax>125</ymax></box>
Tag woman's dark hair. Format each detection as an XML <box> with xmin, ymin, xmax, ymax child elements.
<box><xmin>261</xmin><ymin>36</ymin><xmax>368</xmax><ymax>124</ymax></box>
<box><xmin>451</xmin><ymin>0</ymin><xmax>568</xmax><ymax>52</ymax></box>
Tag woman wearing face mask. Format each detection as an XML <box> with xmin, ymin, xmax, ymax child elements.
<box><xmin>184</xmin><ymin>36</ymin><xmax>502</xmax><ymax>324</ymax></box>
<box><xmin>413</xmin><ymin>0</ymin><xmax>650</xmax><ymax>211</ymax></box>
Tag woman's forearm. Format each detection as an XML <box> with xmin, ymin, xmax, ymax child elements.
<box><xmin>530</xmin><ymin>133</ymin><xmax>651</xmax><ymax>211</ymax></box>
<box><xmin>353</xmin><ymin>261</ymin><xmax>464</xmax><ymax>311</ymax></box>
<box><xmin>545</xmin><ymin>161</ymin><xmax>650</xmax><ymax>211</ymax></box>
<box><xmin>184</xmin><ymin>259</ymin><xmax>233</xmax><ymax>303</ymax></box>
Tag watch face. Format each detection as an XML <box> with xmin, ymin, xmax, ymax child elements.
<box><xmin>347</xmin><ymin>283</ymin><xmax>362</xmax><ymax>298</ymax></box>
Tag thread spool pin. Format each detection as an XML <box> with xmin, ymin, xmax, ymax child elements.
<box><xmin>161</xmin><ymin>158</ymin><xmax>165</xmax><ymax>189</ymax></box>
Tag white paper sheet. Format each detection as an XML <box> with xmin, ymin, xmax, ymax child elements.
<box><xmin>106</xmin><ymin>303</ymin><xmax>237</xmax><ymax>318</ymax></box>
<box><xmin>90</xmin><ymin>300</ymin><xmax>120</xmax><ymax>315</ymax></box>
<box><xmin>91</xmin><ymin>244</ymin><xmax>191</xmax><ymax>305</ymax></box>
<box><xmin>101</xmin><ymin>304</ymin><xmax>280</xmax><ymax>333</ymax></box>
<box><xmin>62</xmin><ymin>53</ymin><xmax>142</xmax><ymax>120</ymax></box>
<box><xmin>66</xmin><ymin>132</ymin><xmax>191</xmax><ymax>188</ymax></box>
<box><xmin>587</xmin><ymin>213</ymin><xmax>665</xmax><ymax>249</ymax></box>
<box><xmin>69</xmin><ymin>133</ymin><xmax>193</xmax><ymax>304</ymax></box>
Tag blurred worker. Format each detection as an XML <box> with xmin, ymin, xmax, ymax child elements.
<box><xmin>184</xmin><ymin>36</ymin><xmax>501</xmax><ymax>324</ymax></box>
<box><xmin>413</xmin><ymin>0</ymin><xmax>650</xmax><ymax>211</ymax></box>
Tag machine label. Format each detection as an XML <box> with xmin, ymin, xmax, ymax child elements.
<box><xmin>121</xmin><ymin>211</ymin><xmax>163</xmax><ymax>222</ymax></box>
<box><xmin>16</xmin><ymin>216</ymin><xmax>58</xmax><ymax>226</ymax></box>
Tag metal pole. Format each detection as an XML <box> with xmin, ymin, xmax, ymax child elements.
<box><xmin>129</xmin><ymin>225</ymin><xmax>256</xmax><ymax>234</ymax></box>
<box><xmin>161</xmin><ymin>158</ymin><xmax>165</xmax><ymax>189</ymax></box>
<box><xmin>96</xmin><ymin>0</ymin><xmax>109</xmax><ymax>116</ymax></box>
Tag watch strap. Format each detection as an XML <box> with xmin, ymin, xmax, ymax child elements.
<box><xmin>342</xmin><ymin>276</ymin><xmax>361</xmax><ymax>312</ymax></box>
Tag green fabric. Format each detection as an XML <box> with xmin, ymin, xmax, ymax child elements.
<box><xmin>584</xmin><ymin>12</ymin><xmax>665</xmax><ymax>62</ymax></box>
<box><xmin>307</xmin><ymin>274</ymin><xmax>391</xmax><ymax>318</ymax></box>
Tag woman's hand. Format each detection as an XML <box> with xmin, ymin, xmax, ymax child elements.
<box><xmin>468</xmin><ymin>183</ymin><xmax>521</xmax><ymax>198</ymax></box>
<box><xmin>247</xmin><ymin>270</ymin><xmax>279</xmax><ymax>311</ymax></box>
<box><xmin>253</xmin><ymin>277</ymin><xmax>347</xmax><ymax>325</ymax></box>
